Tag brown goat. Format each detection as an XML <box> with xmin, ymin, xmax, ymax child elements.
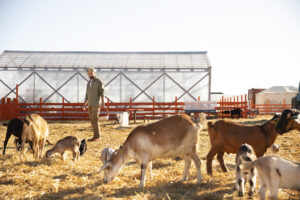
<box><xmin>206</xmin><ymin>114</ymin><xmax>281</xmax><ymax>175</ymax></box>
<box><xmin>99</xmin><ymin>114</ymin><xmax>203</xmax><ymax>187</ymax></box>
<box><xmin>46</xmin><ymin>136</ymin><xmax>87</xmax><ymax>161</ymax></box>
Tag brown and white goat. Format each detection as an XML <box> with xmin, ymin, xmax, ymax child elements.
<box><xmin>206</xmin><ymin>114</ymin><xmax>281</xmax><ymax>175</ymax></box>
<box><xmin>20</xmin><ymin>114</ymin><xmax>49</xmax><ymax>160</ymax></box>
<box><xmin>241</xmin><ymin>155</ymin><xmax>300</xmax><ymax>200</ymax></box>
<box><xmin>99</xmin><ymin>114</ymin><xmax>203</xmax><ymax>187</ymax></box>
<box><xmin>235</xmin><ymin>144</ymin><xmax>257</xmax><ymax>197</ymax></box>
<box><xmin>276</xmin><ymin>109</ymin><xmax>300</xmax><ymax>133</ymax></box>
<box><xmin>46</xmin><ymin>136</ymin><xmax>87</xmax><ymax>161</ymax></box>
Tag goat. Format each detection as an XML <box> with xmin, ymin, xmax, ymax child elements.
<box><xmin>99</xmin><ymin>114</ymin><xmax>203</xmax><ymax>187</ymax></box>
<box><xmin>46</xmin><ymin>136</ymin><xmax>87</xmax><ymax>160</ymax></box>
<box><xmin>20</xmin><ymin>114</ymin><xmax>49</xmax><ymax>160</ymax></box>
<box><xmin>100</xmin><ymin>147</ymin><xmax>115</xmax><ymax>164</ymax></box>
<box><xmin>241</xmin><ymin>155</ymin><xmax>300</xmax><ymax>200</ymax></box>
<box><xmin>276</xmin><ymin>109</ymin><xmax>300</xmax><ymax>133</ymax></box>
<box><xmin>3</xmin><ymin>118</ymin><xmax>27</xmax><ymax>155</ymax></box>
<box><xmin>2</xmin><ymin>118</ymin><xmax>52</xmax><ymax>155</ymax></box>
<box><xmin>234</xmin><ymin>144</ymin><xmax>257</xmax><ymax>197</ymax></box>
<box><xmin>100</xmin><ymin>147</ymin><xmax>115</xmax><ymax>182</ymax></box>
<box><xmin>206</xmin><ymin>114</ymin><xmax>281</xmax><ymax>175</ymax></box>
<box><xmin>222</xmin><ymin>108</ymin><xmax>243</xmax><ymax>118</ymax></box>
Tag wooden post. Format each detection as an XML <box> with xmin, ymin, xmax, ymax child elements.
<box><xmin>152</xmin><ymin>97</ymin><xmax>155</xmax><ymax>119</ymax></box>
<box><xmin>267</xmin><ymin>99</ymin><xmax>269</xmax><ymax>115</ymax></box>
<box><xmin>16</xmin><ymin>84</ymin><xmax>19</xmax><ymax>119</ymax></box>
<box><xmin>62</xmin><ymin>97</ymin><xmax>65</xmax><ymax>120</ymax></box>
<box><xmin>175</xmin><ymin>96</ymin><xmax>178</xmax><ymax>115</ymax></box>
<box><xmin>39</xmin><ymin>98</ymin><xmax>42</xmax><ymax>115</ymax></box>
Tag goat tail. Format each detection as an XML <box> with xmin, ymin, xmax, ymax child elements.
<box><xmin>207</xmin><ymin>121</ymin><xmax>217</xmax><ymax>142</ymax></box>
<box><xmin>79</xmin><ymin>139</ymin><xmax>87</xmax><ymax>156</ymax></box>
<box><xmin>46</xmin><ymin>139</ymin><xmax>53</xmax><ymax>145</ymax></box>
<box><xmin>240</xmin><ymin>156</ymin><xmax>256</xmax><ymax>171</ymax></box>
<box><xmin>207</xmin><ymin>121</ymin><xmax>213</xmax><ymax>129</ymax></box>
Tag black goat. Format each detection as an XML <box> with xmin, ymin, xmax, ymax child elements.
<box><xmin>2</xmin><ymin>118</ymin><xmax>31</xmax><ymax>155</ymax></box>
<box><xmin>222</xmin><ymin>108</ymin><xmax>243</xmax><ymax>118</ymax></box>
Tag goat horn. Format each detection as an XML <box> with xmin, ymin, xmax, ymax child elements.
<box><xmin>99</xmin><ymin>161</ymin><xmax>111</xmax><ymax>173</ymax></box>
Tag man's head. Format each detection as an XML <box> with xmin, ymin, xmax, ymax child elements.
<box><xmin>87</xmin><ymin>67</ymin><xmax>96</xmax><ymax>79</ymax></box>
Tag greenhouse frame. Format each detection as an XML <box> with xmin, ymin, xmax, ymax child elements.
<box><xmin>0</xmin><ymin>51</ymin><xmax>212</xmax><ymax>103</ymax></box>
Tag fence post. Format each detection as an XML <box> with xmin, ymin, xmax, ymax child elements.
<box><xmin>39</xmin><ymin>98</ymin><xmax>42</xmax><ymax>115</ymax></box>
<box><xmin>267</xmin><ymin>99</ymin><xmax>269</xmax><ymax>115</ymax></box>
<box><xmin>152</xmin><ymin>97</ymin><xmax>155</xmax><ymax>119</ymax></box>
<box><xmin>175</xmin><ymin>96</ymin><xmax>178</xmax><ymax>115</ymax></box>
<box><xmin>16</xmin><ymin>84</ymin><xmax>19</xmax><ymax>119</ymax></box>
<box><xmin>244</xmin><ymin>94</ymin><xmax>248</xmax><ymax>118</ymax></box>
<box><xmin>0</xmin><ymin>98</ymin><xmax>5</xmax><ymax>120</ymax></box>
<box><xmin>62</xmin><ymin>97</ymin><xmax>65</xmax><ymax>120</ymax></box>
<box><xmin>283</xmin><ymin>98</ymin><xmax>286</xmax><ymax>110</ymax></box>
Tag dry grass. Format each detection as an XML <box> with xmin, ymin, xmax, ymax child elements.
<box><xmin>0</xmin><ymin>116</ymin><xmax>299</xmax><ymax>200</ymax></box>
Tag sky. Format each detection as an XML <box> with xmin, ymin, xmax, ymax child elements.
<box><xmin>0</xmin><ymin>0</ymin><xmax>299</xmax><ymax>95</ymax></box>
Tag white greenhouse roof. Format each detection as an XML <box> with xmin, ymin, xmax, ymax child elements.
<box><xmin>257</xmin><ymin>86</ymin><xmax>297</xmax><ymax>94</ymax></box>
<box><xmin>0</xmin><ymin>50</ymin><xmax>211</xmax><ymax>69</ymax></box>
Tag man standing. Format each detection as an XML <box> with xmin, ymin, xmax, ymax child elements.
<box><xmin>83</xmin><ymin>67</ymin><xmax>105</xmax><ymax>142</ymax></box>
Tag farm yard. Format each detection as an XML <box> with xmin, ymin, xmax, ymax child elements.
<box><xmin>0</xmin><ymin>115</ymin><xmax>299</xmax><ymax>200</ymax></box>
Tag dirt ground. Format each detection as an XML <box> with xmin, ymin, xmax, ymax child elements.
<box><xmin>0</xmin><ymin>115</ymin><xmax>299</xmax><ymax>200</ymax></box>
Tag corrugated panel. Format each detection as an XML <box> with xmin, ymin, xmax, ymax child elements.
<box><xmin>0</xmin><ymin>51</ymin><xmax>210</xmax><ymax>69</ymax></box>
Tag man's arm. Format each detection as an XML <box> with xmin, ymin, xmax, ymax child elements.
<box><xmin>98</xmin><ymin>79</ymin><xmax>105</xmax><ymax>108</ymax></box>
<box><xmin>83</xmin><ymin>81</ymin><xmax>89</xmax><ymax>111</ymax></box>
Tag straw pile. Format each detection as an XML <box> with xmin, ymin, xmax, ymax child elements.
<box><xmin>0</xmin><ymin>116</ymin><xmax>299</xmax><ymax>200</ymax></box>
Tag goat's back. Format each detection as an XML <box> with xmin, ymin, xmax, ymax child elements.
<box><xmin>54</xmin><ymin>136</ymin><xmax>80</xmax><ymax>150</ymax></box>
<box><xmin>207</xmin><ymin>120</ymin><xmax>268</xmax><ymax>154</ymax></box>
<box><xmin>255</xmin><ymin>156</ymin><xmax>300</xmax><ymax>190</ymax></box>
<box><xmin>6</xmin><ymin>118</ymin><xmax>24</xmax><ymax>138</ymax></box>
<box><xmin>125</xmin><ymin>114</ymin><xmax>199</xmax><ymax>159</ymax></box>
<box><xmin>29</xmin><ymin>114</ymin><xmax>49</xmax><ymax>138</ymax></box>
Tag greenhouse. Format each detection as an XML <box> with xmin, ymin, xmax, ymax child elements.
<box><xmin>0</xmin><ymin>51</ymin><xmax>212</xmax><ymax>103</ymax></box>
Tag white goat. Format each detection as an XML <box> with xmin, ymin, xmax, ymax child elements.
<box><xmin>241</xmin><ymin>155</ymin><xmax>300</xmax><ymax>200</ymax></box>
<box><xmin>99</xmin><ymin>114</ymin><xmax>203</xmax><ymax>187</ymax></box>
<box><xmin>100</xmin><ymin>147</ymin><xmax>115</xmax><ymax>164</ymax></box>
<box><xmin>20</xmin><ymin>114</ymin><xmax>49</xmax><ymax>160</ymax></box>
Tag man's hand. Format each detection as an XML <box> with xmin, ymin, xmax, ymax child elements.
<box><xmin>82</xmin><ymin>104</ymin><xmax>87</xmax><ymax>111</ymax></box>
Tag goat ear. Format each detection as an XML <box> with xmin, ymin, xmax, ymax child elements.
<box><xmin>99</xmin><ymin>161</ymin><xmax>112</xmax><ymax>173</ymax></box>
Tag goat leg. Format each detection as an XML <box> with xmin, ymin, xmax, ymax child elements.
<box><xmin>206</xmin><ymin>148</ymin><xmax>218</xmax><ymax>175</ymax></box>
<box><xmin>217</xmin><ymin>151</ymin><xmax>228</xmax><ymax>172</ymax></box>
<box><xmin>181</xmin><ymin>156</ymin><xmax>191</xmax><ymax>182</ymax></box>
<box><xmin>140</xmin><ymin>162</ymin><xmax>148</xmax><ymax>188</ymax></box>
<box><xmin>191</xmin><ymin>153</ymin><xmax>202</xmax><ymax>183</ymax></box>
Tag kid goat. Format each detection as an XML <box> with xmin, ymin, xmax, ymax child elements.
<box><xmin>46</xmin><ymin>136</ymin><xmax>87</xmax><ymax>160</ymax></box>
<box><xmin>99</xmin><ymin>114</ymin><xmax>203</xmax><ymax>187</ymax></box>
<box><xmin>235</xmin><ymin>144</ymin><xmax>257</xmax><ymax>197</ymax></box>
<box><xmin>206</xmin><ymin>114</ymin><xmax>282</xmax><ymax>175</ymax></box>
<box><xmin>241</xmin><ymin>155</ymin><xmax>300</xmax><ymax>200</ymax></box>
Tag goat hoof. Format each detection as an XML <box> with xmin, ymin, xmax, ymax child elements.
<box><xmin>249</xmin><ymin>191</ymin><xmax>253</xmax><ymax>196</ymax></box>
<box><xmin>238</xmin><ymin>191</ymin><xmax>244</xmax><ymax>197</ymax></box>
